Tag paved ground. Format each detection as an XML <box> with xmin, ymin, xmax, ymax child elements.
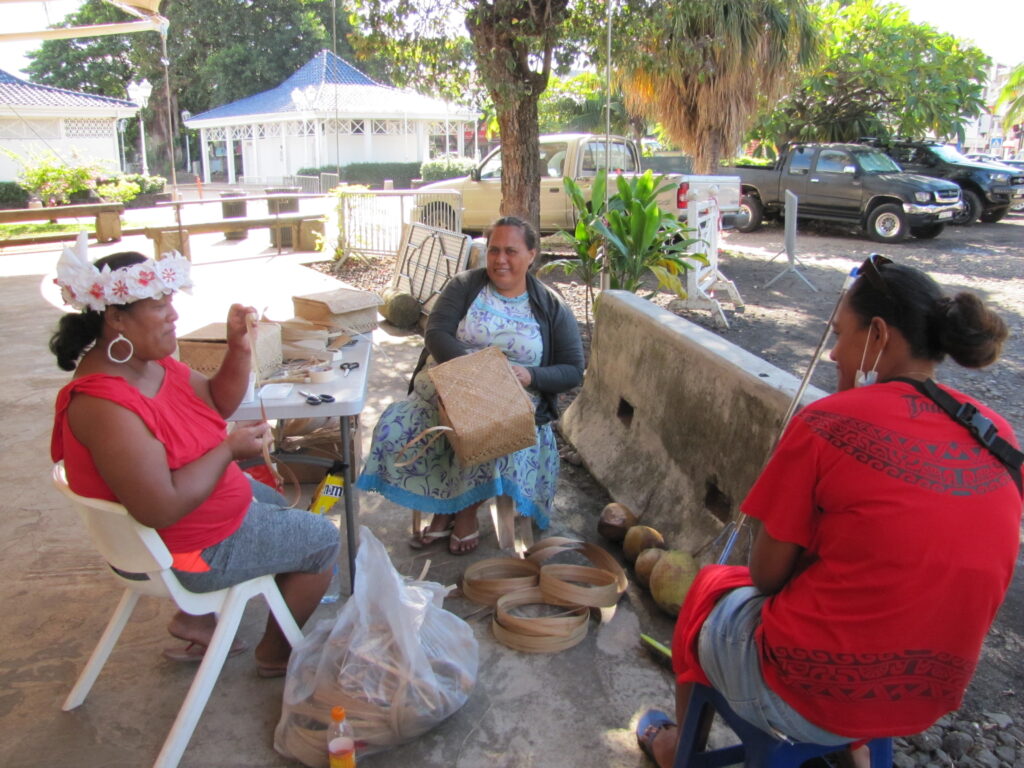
<box><xmin>0</xmin><ymin>225</ymin><xmax>678</xmax><ymax>768</ymax></box>
<box><xmin>1</xmin><ymin>206</ymin><xmax>1020</xmax><ymax>767</ymax></box>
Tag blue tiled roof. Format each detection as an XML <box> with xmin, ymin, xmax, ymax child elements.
<box><xmin>187</xmin><ymin>48</ymin><xmax>471</xmax><ymax>122</ymax></box>
<box><xmin>191</xmin><ymin>50</ymin><xmax>385</xmax><ymax>121</ymax></box>
<box><xmin>0</xmin><ymin>69</ymin><xmax>135</xmax><ymax>109</ymax></box>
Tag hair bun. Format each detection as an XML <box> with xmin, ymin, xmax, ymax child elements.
<box><xmin>934</xmin><ymin>292</ymin><xmax>1008</xmax><ymax>369</ymax></box>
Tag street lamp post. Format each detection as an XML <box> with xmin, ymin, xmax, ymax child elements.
<box><xmin>181</xmin><ymin>110</ymin><xmax>192</xmax><ymax>176</ymax></box>
<box><xmin>127</xmin><ymin>79</ymin><xmax>153</xmax><ymax>176</ymax></box>
<box><xmin>117</xmin><ymin>118</ymin><xmax>128</xmax><ymax>172</ymax></box>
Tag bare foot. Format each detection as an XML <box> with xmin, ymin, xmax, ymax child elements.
<box><xmin>167</xmin><ymin>611</ymin><xmax>218</xmax><ymax>646</ymax></box>
<box><xmin>410</xmin><ymin>514</ymin><xmax>456</xmax><ymax>548</ymax></box>
<box><xmin>449</xmin><ymin>507</ymin><xmax>480</xmax><ymax>554</ymax></box>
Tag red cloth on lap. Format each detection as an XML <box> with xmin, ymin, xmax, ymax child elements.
<box><xmin>671</xmin><ymin>564</ymin><xmax>753</xmax><ymax>686</ymax></box>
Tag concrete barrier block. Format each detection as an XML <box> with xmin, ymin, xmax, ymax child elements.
<box><xmin>560</xmin><ymin>291</ymin><xmax>826</xmax><ymax>560</ymax></box>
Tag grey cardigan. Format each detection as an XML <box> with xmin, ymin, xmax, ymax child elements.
<box><xmin>409</xmin><ymin>268</ymin><xmax>584</xmax><ymax>425</ymax></box>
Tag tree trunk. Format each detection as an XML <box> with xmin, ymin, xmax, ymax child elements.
<box><xmin>494</xmin><ymin>95</ymin><xmax>541</xmax><ymax>226</ymax></box>
<box><xmin>467</xmin><ymin>4</ymin><xmax>559</xmax><ymax>236</ymax></box>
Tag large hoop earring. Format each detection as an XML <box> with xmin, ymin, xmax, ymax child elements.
<box><xmin>107</xmin><ymin>333</ymin><xmax>134</xmax><ymax>364</ymax></box>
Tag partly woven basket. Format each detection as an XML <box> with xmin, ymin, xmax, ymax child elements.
<box><xmin>427</xmin><ymin>346</ymin><xmax>536</xmax><ymax>466</ymax></box>
<box><xmin>177</xmin><ymin>321</ymin><xmax>282</xmax><ymax>380</ymax></box>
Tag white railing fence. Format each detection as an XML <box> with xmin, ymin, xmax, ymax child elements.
<box><xmin>326</xmin><ymin>190</ymin><xmax>462</xmax><ymax>262</ymax></box>
<box><xmin>668</xmin><ymin>199</ymin><xmax>744</xmax><ymax>328</ymax></box>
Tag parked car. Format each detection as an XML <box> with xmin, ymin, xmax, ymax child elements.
<box><xmin>860</xmin><ymin>139</ymin><xmax>1024</xmax><ymax>224</ymax></box>
<box><xmin>724</xmin><ymin>143</ymin><xmax>962</xmax><ymax>243</ymax></box>
<box><xmin>416</xmin><ymin>133</ymin><xmax>740</xmax><ymax>234</ymax></box>
<box><xmin>964</xmin><ymin>153</ymin><xmax>1004</xmax><ymax>164</ymax></box>
<box><xmin>990</xmin><ymin>160</ymin><xmax>1024</xmax><ymax>211</ymax></box>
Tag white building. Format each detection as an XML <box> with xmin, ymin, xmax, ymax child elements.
<box><xmin>184</xmin><ymin>50</ymin><xmax>477</xmax><ymax>184</ymax></box>
<box><xmin>0</xmin><ymin>69</ymin><xmax>138</xmax><ymax>183</ymax></box>
<box><xmin>961</xmin><ymin>63</ymin><xmax>1020</xmax><ymax>159</ymax></box>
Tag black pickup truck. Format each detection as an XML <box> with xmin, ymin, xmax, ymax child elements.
<box><xmin>859</xmin><ymin>139</ymin><xmax>1024</xmax><ymax>225</ymax></box>
<box><xmin>728</xmin><ymin>143</ymin><xmax>963</xmax><ymax>243</ymax></box>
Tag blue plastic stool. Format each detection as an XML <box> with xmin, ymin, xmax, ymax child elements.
<box><xmin>673</xmin><ymin>684</ymin><xmax>894</xmax><ymax>768</ymax></box>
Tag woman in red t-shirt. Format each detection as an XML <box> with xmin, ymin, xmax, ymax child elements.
<box><xmin>50</xmin><ymin>247</ymin><xmax>338</xmax><ymax>677</ymax></box>
<box><xmin>637</xmin><ymin>257</ymin><xmax>1021</xmax><ymax>766</ymax></box>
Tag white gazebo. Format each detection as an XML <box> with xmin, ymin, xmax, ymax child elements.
<box><xmin>0</xmin><ymin>70</ymin><xmax>139</xmax><ymax>183</ymax></box>
<box><xmin>184</xmin><ymin>50</ymin><xmax>477</xmax><ymax>184</ymax></box>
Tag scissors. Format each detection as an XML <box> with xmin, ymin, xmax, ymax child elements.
<box><xmin>339</xmin><ymin>362</ymin><xmax>360</xmax><ymax>377</ymax></box>
<box><xmin>298</xmin><ymin>390</ymin><xmax>336</xmax><ymax>405</ymax></box>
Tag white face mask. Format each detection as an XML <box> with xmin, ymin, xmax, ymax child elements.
<box><xmin>854</xmin><ymin>332</ymin><xmax>884</xmax><ymax>388</ymax></box>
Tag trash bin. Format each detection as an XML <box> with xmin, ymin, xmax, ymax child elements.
<box><xmin>220</xmin><ymin>190</ymin><xmax>247</xmax><ymax>241</ymax></box>
<box><xmin>265</xmin><ymin>186</ymin><xmax>301</xmax><ymax>248</ymax></box>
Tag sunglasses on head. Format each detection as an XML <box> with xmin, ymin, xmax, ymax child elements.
<box><xmin>856</xmin><ymin>253</ymin><xmax>894</xmax><ymax>299</ymax></box>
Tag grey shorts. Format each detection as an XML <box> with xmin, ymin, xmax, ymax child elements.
<box><xmin>173</xmin><ymin>478</ymin><xmax>340</xmax><ymax>593</ymax></box>
<box><xmin>698</xmin><ymin>586</ymin><xmax>852</xmax><ymax>745</ymax></box>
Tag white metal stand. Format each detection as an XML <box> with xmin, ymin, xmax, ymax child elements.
<box><xmin>669</xmin><ymin>199</ymin><xmax>744</xmax><ymax>328</ymax></box>
<box><xmin>765</xmin><ymin>190</ymin><xmax>817</xmax><ymax>291</ymax></box>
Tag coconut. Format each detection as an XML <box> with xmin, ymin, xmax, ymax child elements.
<box><xmin>380</xmin><ymin>288</ymin><xmax>422</xmax><ymax>329</ymax></box>
<box><xmin>633</xmin><ymin>548</ymin><xmax>666</xmax><ymax>589</ymax></box>
<box><xmin>622</xmin><ymin>525</ymin><xmax>666</xmax><ymax>564</ymax></box>
<box><xmin>597</xmin><ymin>502</ymin><xmax>638</xmax><ymax>542</ymax></box>
<box><xmin>648</xmin><ymin>550</ymin><xmax>699</xmax><ymax>616</ymax></box>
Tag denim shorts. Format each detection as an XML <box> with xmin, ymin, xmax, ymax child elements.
<box><xmin>698</xmin><ymin>586</ymin><xmax>852</xmax><ymax>745</ymax></box>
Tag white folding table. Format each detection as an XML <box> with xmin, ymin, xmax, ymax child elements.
<box><xmin>229</xmin><ymin>335</ymin><xmax>372</xmax><ymax>590</ymax></box>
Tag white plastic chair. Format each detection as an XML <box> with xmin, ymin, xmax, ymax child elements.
<box><xmin>52</xmin><ymin>462</ymin><xmax>304</xmax><ymax>768</ymax></box>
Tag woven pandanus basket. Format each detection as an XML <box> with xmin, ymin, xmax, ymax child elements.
<box><xmin>427</xmin><ymin>345</ymin><xmax>536</xmax><ymax>466</ymax></box>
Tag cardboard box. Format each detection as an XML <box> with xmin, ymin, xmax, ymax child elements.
<box><xmin>292</xmin><ymin>287</ymin><xmax>381</xmax><ymax>335</ymax></box>
<box><xmin>177</xmin><ymin>322</ymin><xmax>282</xmax><ymax>379</ymax></box>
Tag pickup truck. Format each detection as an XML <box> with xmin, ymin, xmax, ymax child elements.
<box><xmin>859</xmin><ymin>139</ymin><xmax>1024</xmax><ymax>225</ymax></box>
<box><xmin>416</xmin><ymin>133</ymin><xmax>740</xmax><ymax>235</ymax></box>
<box><xmin>728</xmin><ymin>143</ymin><xmax>962</xmax><ymax>243</ymax></box>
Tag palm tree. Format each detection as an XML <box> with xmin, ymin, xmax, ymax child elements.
<box><xmin>616</xmin><ymin>0</ymin><xmax>820</xmax><ymax>173</ymax></box>
<box><xmin>997</xmin><ymin>62</ymin><xmax>1024</xmax><ymax>133</ymax></box>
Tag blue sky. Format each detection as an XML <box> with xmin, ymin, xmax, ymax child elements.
<box><xmin>0</xmin><ymin>0</ymin><xmax>1018</xmax><ymax>80</ymax></box>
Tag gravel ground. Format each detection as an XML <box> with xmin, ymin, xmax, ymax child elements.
<box><xmin>321</xmin><ymin>212</ymin><xmax>1024</xmax><ymax>766</ymax></box>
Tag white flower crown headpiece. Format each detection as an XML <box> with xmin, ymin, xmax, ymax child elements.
<box><xmin>54</xmin><ymin>231</ymin><xmax>193</xmax><ymax>313</ymax></box>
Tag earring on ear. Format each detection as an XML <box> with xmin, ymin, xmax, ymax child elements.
<box><xmin>107</xmin><ymin>333</ymin><xmax>134</xmax><ymax>364</ymax></box>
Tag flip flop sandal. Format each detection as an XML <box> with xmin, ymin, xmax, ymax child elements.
<box><xmin>161</xmin><ymin>637</ymin><xmax>248</xmax><ymax>663</ymax></box>
<box><xmin>449</xmin><ymin>530</ymin><xmax>480</xmax><ymax>555</ymax></box>
<box><xmin>409</xmin><ymin>521</ymin><xmax>455</xmax><ymax>550</ymax></box>
<box><xmin>256</xmin><ymin>663</ymin><xmax>289</xmax><ymax>679</ymax></box>
<box><xmin>636</xmin><ymin>708</ymin><xmax>675</xmax><ymax>763</ymax></box>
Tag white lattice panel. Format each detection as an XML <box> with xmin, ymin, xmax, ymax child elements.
<box><xmin>65</xmin><ymin>118</ymin><xmax>113</xmax><ymax>138</ymax></box>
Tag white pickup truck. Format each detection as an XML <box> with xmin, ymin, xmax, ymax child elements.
<box><xmin>416</xmin><ymin>133</ymin><xmax>740</xmax><ymax>234</ymax></box>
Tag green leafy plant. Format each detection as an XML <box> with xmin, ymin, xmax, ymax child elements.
<box><xmin>16</xmin><ymin>151</ymin><xmax>100</xmax><ymax>206</ymax></box>
<box><xmin>419</xmin><ymin>156</ymin><xmax>478</xmax><ymax>182</ymax></box>
<box><xmin>541</xmin><ymin>169</ymin><xmax>610</xmax><ymax>333</ymax></box>
<box><xmin>0</xmin><ymin>181</ymin><xmax>30</xmax><ymax>210</ymax></box>
<box><xmin>95</xmin><ymin>177</ymin><xmax>141</xmax><ymax>204</ymax></box>
<box><xmin>123</xmin><ymin>173</ymin><xmax>166</xmax><ymax>195</ymax></box>
<box><xmin>596</xmin><ymin>171</ymin><xmax>704</xmax><ymax>298</ymax></box>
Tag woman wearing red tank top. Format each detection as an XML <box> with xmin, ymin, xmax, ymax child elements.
<box><xmin>50</xmin><ymin>243</ymin><xmax>338</xmax><ymax>677</ymax></box>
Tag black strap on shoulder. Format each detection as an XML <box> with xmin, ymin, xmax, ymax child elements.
<box><xmin>893</xmin><ymin>377</ymin><xmax>1023</xmax><ymax>496</ymax></box>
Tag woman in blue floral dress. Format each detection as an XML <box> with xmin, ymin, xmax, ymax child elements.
<box><xmin>357</xmin><ymin>217</ymin><xmax>584</xmax><ymax>553</ymax></box>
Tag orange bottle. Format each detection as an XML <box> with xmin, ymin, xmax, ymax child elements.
<box><xmin>327</xmin><ymin>706</ymin><xmax>356</xmax><ymax>768</ymax></box>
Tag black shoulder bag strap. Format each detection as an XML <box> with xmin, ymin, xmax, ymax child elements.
<box><xmin>894</xmin><ymin>377</ymin><xmax>1023</xmax><ymax>497</ymax></box>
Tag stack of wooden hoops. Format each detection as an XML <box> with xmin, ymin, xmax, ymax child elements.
<box><xmin>461</xmin><ymin>537</ymin><xmax>628</xmax><ymax>653</ymax></box>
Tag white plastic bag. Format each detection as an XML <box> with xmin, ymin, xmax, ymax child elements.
<box><xmin>274</xmin><ymin>526</ymin><xmax>478</xmax><ymax>765</ymax></box>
